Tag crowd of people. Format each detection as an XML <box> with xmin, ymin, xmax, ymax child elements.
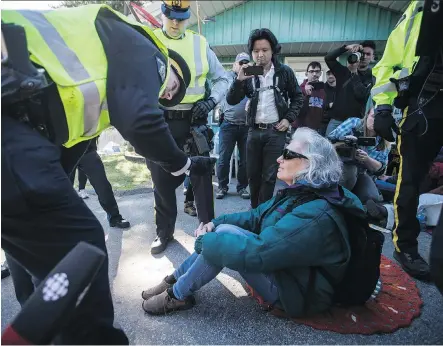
<box><xmin>1</xmin><ymin>0</ymin><xmax>442</xmax><ymax>343</ymax></box>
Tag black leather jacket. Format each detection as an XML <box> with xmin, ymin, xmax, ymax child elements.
<box><xmin>226</xmin><ymin>60</ymin><xmax>303</xmax><ymax>126</ymax></box>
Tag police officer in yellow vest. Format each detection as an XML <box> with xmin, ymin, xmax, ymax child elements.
<box><xmin>146</xmin><ymin>1</ymin><xmax>229</xmax><ymax>254</ymax></box>
<box><xmin>1</xmin><ymin>5</ymin><xmax>215</xmax><ymax>344</ymax></box>
<box><xmin>371</xmin><ymin>0</ymin><xmax>443</xmax><ymax>281</ymax></box>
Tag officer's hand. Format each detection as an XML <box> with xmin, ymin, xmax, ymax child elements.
<box><xmin>189</xmin><ymin>156</ymin><xmax>216</xmax><ymax>176</ymax></box>
<box><xmin>374</xmin><ymin>109</ymin><xmax>396</xmax><ymax>142</ymax></box>
<box><xmin>191</xmin><ymin>98</ymin><xmax>216</xmax><ymax>122</ymax></box>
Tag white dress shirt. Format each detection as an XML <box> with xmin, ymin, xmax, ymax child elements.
<box><xmin>254</xmin><ymin>64</ymin><xmax>279</xmax><ymax>124</ymax></box>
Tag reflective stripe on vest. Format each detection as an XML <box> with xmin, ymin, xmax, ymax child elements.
<box><xmin>371</xmin><ymin>67</ymin><xmax>410</xmax><ymax>97</ymax></box>
<box><xmin>154</xmin><ymin>29</ymin><xmax>208</xmax><ymax>103</ymax></box>
<box><xmin>405</xmin><ymin>1</ymin><xmax>424</xmax><ymax>47</ymax></box>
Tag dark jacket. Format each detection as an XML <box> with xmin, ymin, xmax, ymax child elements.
<box><xmin>294</xmin><ymin>79</ymin><xmax>327</xmax><ymax>131</ymax></box>
<box><xmin>325</xmin><ymin>46</ymin><xmax>375</xmax><ymax>121</ymax></box>
<box><xmin>195</xmin><ymin>183</ymin><xmax>365</xmax><ymax>317</ymax></box>
<box><xmin>226</xmin><ymin>61</ymin><xmax>303</xmax><ymax>126</ymax></box>
<box><xmin>323</xmin><ymin>82</ymin><xmax>336</xmax><ymax>126</ymax></box>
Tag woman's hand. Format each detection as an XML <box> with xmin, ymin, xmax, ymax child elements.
<box><xmin>356</xmin><ymin>149</ymin><xmax>383</xmax><ymax>172</ymax></box>
<box><xmin>356</xmin><ymin>149</ymin><xmax>369</xmax><ymax>163</ymax></box>
<box><xmin>194</xmin><ymin>222</ymin><xmax>215</xmax><ymax>237</ymax></box>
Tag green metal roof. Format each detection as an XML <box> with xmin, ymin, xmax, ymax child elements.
<box><xmin>190</xmin><ymin>0</ymin><xmax>401</xmax><ymax>57</ymax></box>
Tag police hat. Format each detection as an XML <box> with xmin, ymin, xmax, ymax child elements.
<box><xmin>159</xmin><ymin>48</ymin><xmax>191</xmax><ymax>107</ymax></box>
<box><xmin>161</xmin><ymin>1</ymin><xmax>191</xmax><ymax>20</ymax></box>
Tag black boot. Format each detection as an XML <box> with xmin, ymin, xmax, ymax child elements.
<box><xmin>109</xmin><ymin>215</ymin><xmax>130</xmax><ymax>229</ymax></box>
<box><xmin>393</xmin><ymin>250</ymin><xmax>431</xmax><ymax>281</ymax></box>
<box><xmin>1</xmin><ymin>263</ymin><xmax>10</xmax><ymax>279</ymax></box>
<box><xmin>151</xmin><ymin>236</ymin><xmax>173</xmax><ymax>255</ymax></box>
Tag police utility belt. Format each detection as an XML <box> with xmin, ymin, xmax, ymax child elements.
<box><xmin>165</xmin><ymin>110</ymin><xmax>192</xmax><ymax>120</ymax></box>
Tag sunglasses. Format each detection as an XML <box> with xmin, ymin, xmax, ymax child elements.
<box><xmin>165</xmin><ymin>14</ymin><xmax>187</xmax><ymax>22</ymax></box>
<box><xmin>239</xmin><ymin>60</ymin><xmax>249</xmax><ymax>66</ymax></box>
<box><xmin>282</xmin><ymin>149</ymin><xmax>308</xmax><ymax>160</ymax></box>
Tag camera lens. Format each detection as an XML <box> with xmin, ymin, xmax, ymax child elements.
<box><xmin>347</xmin><ymin>52</ymin><xmax>360</xmax><ymax>64</ymax></box>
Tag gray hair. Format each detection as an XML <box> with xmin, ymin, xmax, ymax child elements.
<box><xmin>291</xmin><ymin>128</ymin><xmax>342</xmax><ymax>188</ymax></box>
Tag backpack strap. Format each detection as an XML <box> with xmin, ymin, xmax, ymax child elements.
<box><xmin>281</xmin><ymin>192</ymin><xmax>319</xmax><ymax>216</ymax></box>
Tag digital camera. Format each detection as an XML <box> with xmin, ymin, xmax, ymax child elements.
<box><xmin>335</xmin><ymin>136</ymin><xmax>376</xmax><ymax>163</ymax></box>
<box><xmin>347</xmin><ymin>50</ymin><xmax>363</xmax><ymax>64</ymax></box>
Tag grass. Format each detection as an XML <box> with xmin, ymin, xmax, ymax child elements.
<box><xmin>74</xmin><ymin>154</ymin><xmax>151</xmax><ymax>191</ymax></box>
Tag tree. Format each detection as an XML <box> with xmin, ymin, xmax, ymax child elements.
<box><xmin>52</xmin><ymin>1</ymin><xmax>146</xmax><ymax>14</ymax></box>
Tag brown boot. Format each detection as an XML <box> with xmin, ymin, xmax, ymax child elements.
<box><xmin>142</xmin><ymin>290</ymin><xmax>195</xmax><ymax>315</ymax></box>
<box><xmin>141</xmin><ymin>276</ymin><xmax>173</xmax><ymax>300</ymax></box>
<box><xmin>184</xmin><ymin>201</ymin><xmax>197</xmax><ymax>217</ymax></box>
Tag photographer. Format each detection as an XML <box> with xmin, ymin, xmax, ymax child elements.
<box><xmin>327</xmin><ymin>100</ymin><xmax>391</xmax><ymax>204</ymax></box>
<box><xmin>227</xmin><ymin>28</ymin><xmax>303</xmax><ymax>208</ymax></box>
<box><xmin>293</xmin><ymin>61</ymin><xmax>327</xmax><ymax>133</ymax></box>
<box><xmin>324</xmin><ymin>41</ymin><xmax>376</xmax><ymax>135</ymax></box>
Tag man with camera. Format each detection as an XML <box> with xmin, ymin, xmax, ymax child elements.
<box><xmin>324</xmin><ymin>41</ymin><xmax>376</xmax><ymax>135</ymax></box>
<box><xmin>227</xmin><ymin>28</ymin><xmax>303</xmax><ymax>208</ymax></box>
<box><xmin>294</xmin><ymin>61</ymin><xmax>327</xmax><ymax>133</ymax></box>
<box><xmin>371</xmin><ymin>0</ymin><xmax>443</xmax><ymax>283</ymax></box>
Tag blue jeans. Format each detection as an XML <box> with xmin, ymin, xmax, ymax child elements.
<box><xmin>172</xmin><ymin>224</ymin><xmax>281</xmax><ymax>307</ymax></box>
<box><xmin>217</xmin><ymin>121</ymin><xmax>248</xmax><ymax>191</ymax></box>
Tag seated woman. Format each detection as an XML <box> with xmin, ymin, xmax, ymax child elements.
<box><xmin>327</xmin><ymin>100</ymin><xmax>391</xmax><ymax>204</ymax></box>
<box><xmin>141</xmin><ymin>128</ymin><xmax>365</xmax><ymax>318</ymax></box>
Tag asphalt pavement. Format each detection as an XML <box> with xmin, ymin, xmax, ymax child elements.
<box><xmin>2</xmin><ymin>183</ymin><xmax>443</xmax><ymax>344</ymax></box>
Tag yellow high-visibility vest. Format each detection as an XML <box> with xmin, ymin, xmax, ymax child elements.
<box><xmin>2</xmin><ymin>5</ymin><xmax>170</xmax><ymax>147</ymax></box>
<box><xmin>371</xmin><ymin>1</ymin><xmax>423</xmax><ymax>108</ymax></box>
<box><xmin>154</xmin><ymin>29</ymin><xmax>209</xmax><ymax>104</ymax></box>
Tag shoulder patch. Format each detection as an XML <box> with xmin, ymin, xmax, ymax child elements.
<box><xmin>156</xmin><ymin>56</ymin><xmax>166</xmax><ymax>83</ymax></box>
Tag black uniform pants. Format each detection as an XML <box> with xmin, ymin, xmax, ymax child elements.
<box><xmin>146</xmin><ymin>118</ymin><xmax>214</xmax><ymax>239</ymax></box>
<box><xmin>71</xmin><ymin>148</ymin><xmax>120</xmax><ymax>220</ymax></box>
<box><xmin>1</xmin><ymin>116</ymin><xmax>128</xmax><ymax>344</ymax></box>
<box><xmin>392</xmin><ymin>93</ymin><xmax>443</xmax><ymax>254</ymax></box>
<box><xmin>247</xmin><ymin>127</ymin><xmax>286</xmax><ymax>208</ymax></box>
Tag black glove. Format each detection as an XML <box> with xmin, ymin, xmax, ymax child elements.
<box><xmin>191</xmin><ymin>98</ymin><xmax>216</xmax><ymax>123</ymax></box>
<box><xmin>374</xmin><ymin>108</ymin><xmax>397</xmax><ymax>142</ymax></box>
<box><xmin>189</xmin><ymin>156</ymin><xmax>217</xmax><ymax>176</ymax></box>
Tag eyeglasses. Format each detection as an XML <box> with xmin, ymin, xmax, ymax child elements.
<box><xmin>307</xmin><ymin>70</ymin><xmax>322</xmax><ymax>74</ymax></box>
<box><xmin>282</xmin><ymin>149</ymin><xmax>308</xmax><ymax>160</ymax></box>
<box><xmin>239</xmin><ymin>61</ymin><xmax>249</xmax><ymax>66</ymax></box>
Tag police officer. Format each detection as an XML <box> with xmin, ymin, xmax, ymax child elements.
<box><xmin>371</xmin><ymin>0</ymin><xmax>443</xmax><ymax>281</ymax></box>
<box><xmin>1</xmin><ymin>5</ymin><xmax>214</xmax><ymax>344</ymax></box>
<box><xmin>146</xmin><ymin>1</ymin><xmax>229</xmax><ymax>254</ymax></box>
